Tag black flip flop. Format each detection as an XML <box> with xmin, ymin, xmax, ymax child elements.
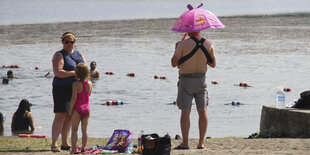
<box><xmin>174</xmin><ymin>145</ymin><xmax>189</xmax><ymax>150</ymax></box>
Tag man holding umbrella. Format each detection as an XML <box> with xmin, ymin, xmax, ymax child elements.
<box><xmin>171</xmin><ymin>3</ymin><xmax>224</xmax><ymax>149</ymax></box>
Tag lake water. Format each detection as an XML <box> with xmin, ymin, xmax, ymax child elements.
<box><xmin>0</xmin><ymin>0</ymin><xmax>310</xmax><ymax>139</ymax></box>
<box><xmin>1</xmin><ymin>0</ymin><xmax>310</xmax><ymax>25</ymax></box>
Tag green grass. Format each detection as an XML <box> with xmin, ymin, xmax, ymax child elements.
<box><xmin>0</xmin><ymin>137</ymin><xmax>112</xmax><ymax>152</ymax></box>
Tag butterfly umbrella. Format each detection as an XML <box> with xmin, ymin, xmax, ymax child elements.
<box><xmin>172</xmin><ymin>3</ymin><xmax>225</xmax><ymax>40</ymax></box>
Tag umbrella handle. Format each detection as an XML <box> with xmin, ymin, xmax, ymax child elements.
<box><xmin>181</xmin><ymin>33</ymin><xmax>187</xmax><ymax>41</ymax></box>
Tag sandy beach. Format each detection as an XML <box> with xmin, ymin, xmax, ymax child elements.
<box><xmin>1</xmin><ymin>137</ymin><xmax>310</xmax><ymax>155</ymax></box>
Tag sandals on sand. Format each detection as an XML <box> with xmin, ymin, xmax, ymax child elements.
<box><xmin>61</xmin><ymin>145</ymin><xmax>71</xmax><ymax>150</ymax></box>
<box><xmin>174</xmin><ymin>145</ymin><xmax>205</xmax><ymax>150</ymax></box>
<box><xmin>174</xmin><ymin>145</ymin><xmax>189</xmax><ymax>150</ymax></box>
<box><xmin>51</xmin><ymin>146</ymin><xmax>60</xmax><ymax>152</ymax></box>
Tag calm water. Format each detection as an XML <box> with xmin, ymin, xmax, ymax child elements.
<box><xmin>0</xmin><ymin>1</ymin><xmax>310</xmax><ymax>139</ymax></box>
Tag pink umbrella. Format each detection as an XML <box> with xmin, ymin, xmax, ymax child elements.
<box><xmin>172</xmin><ymin>3</ymin><xmax>225</xmax><ymax>33</ymax></box>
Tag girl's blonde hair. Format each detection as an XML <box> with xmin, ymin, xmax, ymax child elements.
<box><xmin>75</xmin><ymin>63</ymin><xmax>89</xmax><ymax>81</ymax></box>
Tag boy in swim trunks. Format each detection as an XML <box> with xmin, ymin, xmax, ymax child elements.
<box><xmin>69</xmin><ymin>63</ymin><xmax>93</xmax><ymax>154</ymax></box>
<box><xmin>171</xmin><ymin>31</ymin><xmax>216</xmax><ymax>149</ymax></box>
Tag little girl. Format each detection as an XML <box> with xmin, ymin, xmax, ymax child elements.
<box><xmin>69</xmin><ymin>63</ymin><xmax>92</xmax><ymax>154</ymax></box>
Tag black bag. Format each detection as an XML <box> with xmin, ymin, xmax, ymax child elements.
<box><xmin>294</xmin><ymin>90</ymin><xmax>310</xmax><ymax>109</ymax></box>
<box><xmin>142</xmin><ymin>133</ymin><xmax>171</xmax><ymax>155</ymax></box>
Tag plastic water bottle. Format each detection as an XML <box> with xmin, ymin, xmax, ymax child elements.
<box><xmin>137</xmin><ymin>130</ymin><xmax>144</xmax><ymax>152</ymax></box>
<box><xmin>275</xmin><ymin>86</ymin><xmax>285</xmax><ymax>108</ymax></box>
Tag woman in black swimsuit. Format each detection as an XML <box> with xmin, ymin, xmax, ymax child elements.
<box><xmin>11</xmin><ymin>99</ymin><xmax>34</xmax><ymax>131</ymax></box>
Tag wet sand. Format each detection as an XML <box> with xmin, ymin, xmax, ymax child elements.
<box><xmin>1</xmin><ymin>13</ymin><xmax>309</xmax><ymax>52</ymax></box>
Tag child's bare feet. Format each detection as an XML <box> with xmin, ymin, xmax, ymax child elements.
<box><xmin>70</xmin><ymin>148</ymin><xmax>76</xmax><ymax>154</ymax></box>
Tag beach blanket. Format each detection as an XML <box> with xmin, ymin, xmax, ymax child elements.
<box><xmin>72</xmin><ymin>147</ymin><xmax>102</xmax><ymax>154</ymax></box>
<box><xmin>72</xmin><ymin>143</ymin><xmax>133</xmax><ymax>154</ymax></box>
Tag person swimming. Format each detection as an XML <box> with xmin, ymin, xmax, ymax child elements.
<box><xmin>90</xmin><ymin>61</ymin><xmax>101</xmax><ymax>79</ymax></box>
<box><xmin>7</xmin><ymin>70</ymin><xmax>14</xmax><ymax>78</ymax></box>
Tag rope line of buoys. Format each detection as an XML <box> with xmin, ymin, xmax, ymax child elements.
<box><xmin>154</xmin><ymin>75</ymin><xmax>167</xmax><ymax>79</ymax></box>
<box><xmin>18</xmin><ymin>134</ymin><xmax>46</xmax><ymax>138</ymax></box>
<box><xmin>231</xmin><ymin>101</ymin><xmax>241</xmax><ymax>105</ymax></box>
<box><xmin>224</xmin><ymin>101</ymin><xmax>244</xmax><ymax>106</ymax></box>
<box><xmin>105</xmin><ymin>72</ymin><xmax>114</xmax><ymax>75</ymax></box>
<box><xmin>2</xmin><ymin>65</ymin><xmax>19</xmax><ymax>68</ymax></box>
<box><xmin>102</xmin><ymin>100</ymin><xmax>125</xmax><ymax>106</ymax></box>
<box><xmin>234</xmin><ymin>82</ymin><xmax>251</xmax><ymax>87</ymax></box>
<box><xmin>166</xmin><ymin>101</ymin><xmax>177</xmax><ymax>105</ymax></box>
<box><xmin>166</xmin><ymin>101</ymin><xmax>198</xmax><ymax>105</ymax></box>
<box><xmin>127</xmin><ymin>73</ymin><xmax>135</xmax><ymax>77</ymax></box>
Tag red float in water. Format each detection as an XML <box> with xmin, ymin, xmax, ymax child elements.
<box><xmin>283</xmin><ymin>88</ymin><xmax>291</xmax><ymax>92</ymax></box>
<box><xmin>35</xmin><ymin>67</ymin><xmax>39</xmax><ymax>70</ymax></box>
<box><xmin>19</xmin><ymin>134</ymin><xmax>46</xmax><ymax>138</ymax></box>
<box><xmin>127</xmin><ymin>73</ymin><xmax>135</xmax><ymax>77</ymax></box>
<box><xmin>105</xmin><ymin>100</ymin><xmax>124</xmax><ymax>106</ymax></box>
<box><xmin>211</xmin><ymin>81</ymin><xmax>218</xmax><ymax>84</ymax></box>
<box><xmin>160</xmin><ymin>76</ymin><xmax>166</xmax><ymax>79</ymax></box>
<box><xmin>154</xmin><ymin>75</ymin><xmax>159</xmax><ymax>79</ymax></box>
<box><xmin>239</xmin><ymin>82</ymin><xmax>248</xmax><ymax>87</ymax></box>
<box><xmin>105</xmin><ymin>72</ymin><xmax>114</xmax><ymax>75</ymax></box>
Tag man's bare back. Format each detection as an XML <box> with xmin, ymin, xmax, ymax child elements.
<box><xmin>171</xmin><ymin>33</ymin><xmax>216</xmax><ymax>74</ymax></box>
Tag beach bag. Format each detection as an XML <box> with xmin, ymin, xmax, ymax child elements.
<box><xmin>102</xmin><ymin>129</ymin><xmax>133</xmax><ymax>154</ymax></box>
<box><xmin>294</xmin><ymin>90</ymin><xmax>310</xmax><ymax>109</ymax></box>
<box><xmin>142</xmin><ymin>133</ymin><xmax>171</xmax><ymax>155</ymax></box>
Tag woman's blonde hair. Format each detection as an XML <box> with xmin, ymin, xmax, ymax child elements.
<box><xmin>75</xmin><ymin>63</ymin><xmax>89</xmax><ymax>81</ymax></box>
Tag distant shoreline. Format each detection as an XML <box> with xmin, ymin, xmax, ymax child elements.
<box><xmin>1</xmin><ymin>12</ymin><xmax>309</xmax><ymax>27</ymax></box>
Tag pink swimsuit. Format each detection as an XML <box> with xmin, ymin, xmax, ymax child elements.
<box><xmin>74</xmin><ymin>80</ymin><xmax>90</xmax><ymax>117</ymax></box>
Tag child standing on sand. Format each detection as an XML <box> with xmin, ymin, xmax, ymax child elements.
<box><xmin>69</xmin><ymin>63</ymin><xmax>92</xmax><ymax>154</ymax></box>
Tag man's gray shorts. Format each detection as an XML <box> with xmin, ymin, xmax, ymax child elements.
<box><xmin>177</xmin><ymin>73</ymin><xmax>209</xmax><ymax>110</ymax></box>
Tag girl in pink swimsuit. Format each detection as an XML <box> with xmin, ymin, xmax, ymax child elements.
<box><xmin>69</xmin><ymin>63</ymin><xmax>93</xmax><ymax>154</ymax></box>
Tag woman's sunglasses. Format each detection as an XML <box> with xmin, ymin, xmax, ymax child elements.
<box><xmin>64</xmin><ymin>40</ymin><xmax>75</xmax><ymax>44</ymax></box>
